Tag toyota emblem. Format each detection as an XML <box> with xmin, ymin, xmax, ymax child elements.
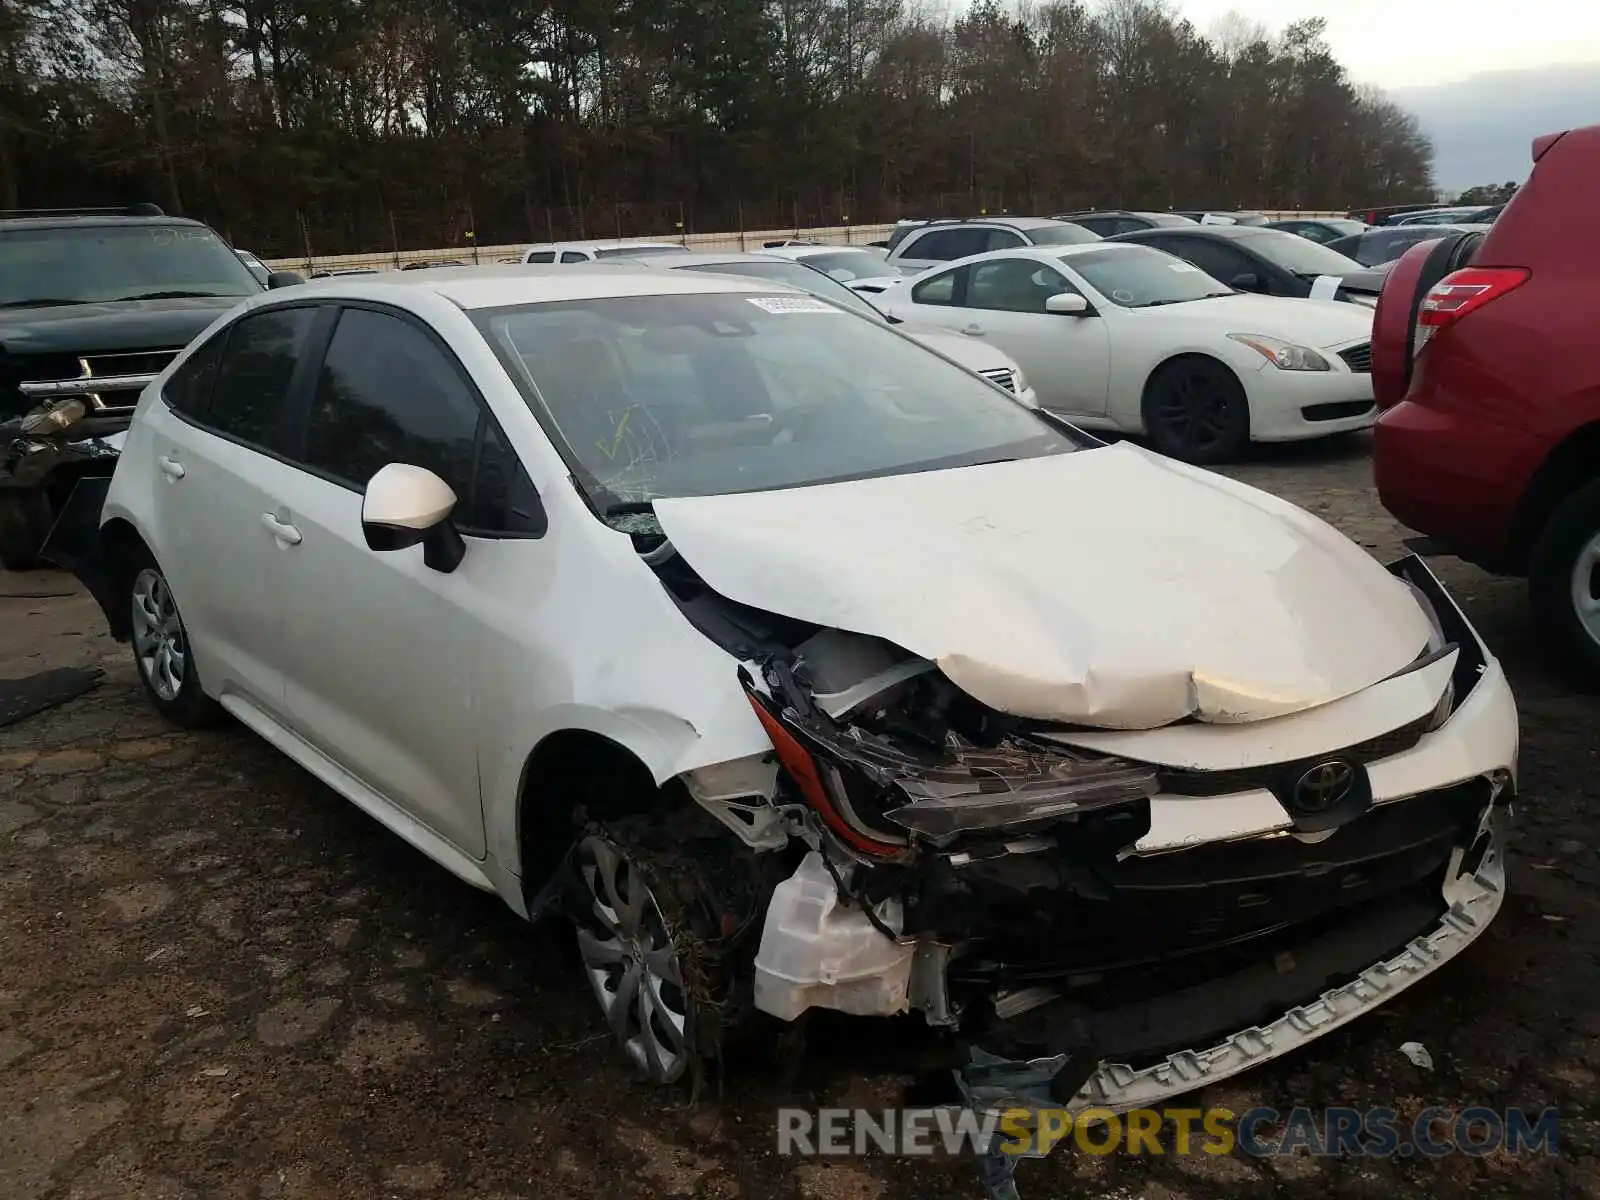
<box><xmin>1293</xmin><ymin>761</ymin><xmax>1356</xmax><ymax>813</ymax></box>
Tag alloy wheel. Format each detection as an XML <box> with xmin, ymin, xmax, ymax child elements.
<box><xmin>573</xmin><ymin>834</ymin><xmax>693</xmax><ymax>1083</ymax></box>
<box><xmin>131</xmin><ymin>567</ymin><xmax>187</xmax><ymax>702</ymax></box>
<box><xmin>1152</xmin><ymin>369</ymin><xmax>1232</xmax><ymax>455</ymax></box>
<box><xmin>1571</xmin><ymin>528</ymin><xmax>1600</xmax><ymax>648</ymax></box>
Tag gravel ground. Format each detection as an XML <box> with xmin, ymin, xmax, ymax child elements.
<box><xmin>1</xmin><ymin>433</ymin><xmax>1597</xmax><ymax>1200</ymax></box>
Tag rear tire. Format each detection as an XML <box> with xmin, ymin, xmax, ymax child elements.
<box><xmin>123</xmin><ymin>548</ymin><xmax>224</xmax><ymax>727</ymax></box>
<box><xmin>1528</xmin><ymin>479</ymin><xmax>1600</xmax><ymax>684</ymax></box>
<box><xmin>0</xmin><ymin>490</ymin><xmax>54</xmax><ymax>571</ymax></box>
<box><xmin>1141</xmin><ymin>358</ymin><xmax>1250</xmax><ymax>465</ymax></box>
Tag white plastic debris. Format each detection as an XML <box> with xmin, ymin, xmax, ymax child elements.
<box><xmin>752</xmin><ymin>852</ymin><xmax>914</xmax><ymax>1021</ymax></box>
<box><xmin>1399</xmin><ymin>1041</ymin><xmax>1433</xmax><ymax>1070</ymax></box>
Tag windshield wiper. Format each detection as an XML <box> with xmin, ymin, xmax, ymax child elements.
<box><xmin>0</xmin><ymin>298</ymin><xmax>84</xmax><ymax>310</ymax></box>
<box><xmin>1130</xmin><ymin>298</ymin><xmax>1194</xmax><ymax>308</ymax></box>
<box><xmin>114</xmin><ymin>290</ymin><xmax>242</xmax><ymax>301</ymax></box>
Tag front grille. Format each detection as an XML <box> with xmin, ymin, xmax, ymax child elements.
<box><xmin>1303</xmin><ymin>400</ymin><xmax>1376</xmax><ymax>422</ymax></box>
<box><xmin>979</xmin><ymin>367</ymin><xmax>1017</xmax><ymax>393</ymax></box>
<box><xmin>1157</xmin><ymin>713</ymin><xmax>1431</xmax><ymax>797</ymax></box>
<box><xmin>947</xmin><ymin>778</ymin><xmax>1489</xmax><ymax>989</ymax></box>
<box><xmin>1339</xmin><ymin>342</ymin><xmax>1373</xmax><ymax>372</ymax></box>
<box><xmin>17</xmin><ymin>347</ymin><xmax>180</xmax><ymax>412</ymax></box>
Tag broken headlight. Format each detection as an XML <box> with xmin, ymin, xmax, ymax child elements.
<box><xmin>745</xmin><ymin>678</ymin><xmax>1159</xmax><ymax>851</ymax></box>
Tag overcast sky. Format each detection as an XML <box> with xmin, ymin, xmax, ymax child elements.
<box><xmin>1170</xmin><ymin>0</ymin><xmax>1597</xmax><ymax>88</ymax></box>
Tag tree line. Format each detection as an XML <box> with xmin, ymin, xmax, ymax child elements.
<box><xmin>1</xmin><ymin>0</ymin><xmax>1436</xmax><ymax>257</ymax></box>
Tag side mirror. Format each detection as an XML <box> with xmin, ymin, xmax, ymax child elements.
<box><xmin>1230</xmin><ymin>272</ymin><xmax>1262</xmax><ymax>291</ymax></box>
<box><xmin>267</xmin><ymin>270</ymin><xmax>305</xmax><ymax>289</ymax></box>
<box><xmin>1044</xmin><ymin>292</ymin><xmax>1089</xmax><ymax>315</ymax></box>
<box><xmin>361</xmin><ymin>463</ymin><xmax>465</xmax><ymax>573</ymax></box>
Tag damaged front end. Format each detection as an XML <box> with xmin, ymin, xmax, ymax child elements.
<box><xmin>666</xmin><ymin>545</ymin><xmax>1512</xmax><ymax>1183</ymax></box>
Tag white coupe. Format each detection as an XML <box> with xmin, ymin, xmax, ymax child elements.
<box><xmin>875</xmin><ymin>242</ymin><xmax>1378</xmax><ymax>463</ymax></box>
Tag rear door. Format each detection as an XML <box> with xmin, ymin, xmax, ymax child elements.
<box><xmin>142</xmin><ymin>303</ymin><xmax>329</xmax><ymax>716</ymax></box>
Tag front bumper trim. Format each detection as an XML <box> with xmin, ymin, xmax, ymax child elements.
<box><xmin>956</xmin><ymin>819</ymin><xmax>1505</xmax><ymax>1151</ymax></box>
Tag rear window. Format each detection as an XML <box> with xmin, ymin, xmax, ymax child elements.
<box><xmin>1239</xmin><ymin>231</ymin><xmax>1363</xmax><ymax>276</ymax></box>
<box><xmin>1026</xmin><ymin>223</ymin><xmax>1101</xmax><ymax>246</ymax></box>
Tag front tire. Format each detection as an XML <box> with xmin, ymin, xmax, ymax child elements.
<box><xmin>1529</xmin><ymin>479</ymin><xmax>1600</xmax><ymax>683</ymax></box>
<box><xmin>1141</xmin><ymin>358</ymin><xmax>1251</xmax><ymax>465</ymax></box>
<box><xmin>573</xmin><ymin>831</ymin><xmax>696</xmax><ymax>1084</ymax></box>
<box><xmin>126</xmin><ymin>553</ymin><xmax>223</xmax><ymax>726</ymax></box>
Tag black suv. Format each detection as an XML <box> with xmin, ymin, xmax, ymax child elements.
<box><xmin>0</xmin><ymin>205</ymin><xmax>289</xmax><ymax>567</ymax></box>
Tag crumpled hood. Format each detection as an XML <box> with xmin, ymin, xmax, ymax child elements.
<box><xmin>653</xmin><ymin>443</ymin><xmax>1432</xmax><ymax>729</ymax></box>
<box><xmin>0</xmin><ymin>296</ymin><xmax>248</xmax><ymax>356</ymax></box>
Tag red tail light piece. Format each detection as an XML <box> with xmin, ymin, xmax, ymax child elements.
<box><xmin>1415</xmin><ymin>267</ymin><xmax>1530</xmax><ymax>349</ymax></box>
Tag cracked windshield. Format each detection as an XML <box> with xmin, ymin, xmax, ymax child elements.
<box><xmin>476</xmin><ymin>293</ymin><xmax>1076</xmax><ymax>515</ymax></box>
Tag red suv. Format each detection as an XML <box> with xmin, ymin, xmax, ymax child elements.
<box><xmin>1372</xmin><ymin>124</ymin><xmax>1600</xmax><ymax>676</ymax></box>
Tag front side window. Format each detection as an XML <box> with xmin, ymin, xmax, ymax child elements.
<box><xmin>559</xmin><ymin>251</ymin><xmax>589</xmax><ymax>263</ymax></box>
<box><xmin>966</xmin><ymin>259</ymin><xmax>1073</xmax><ymax>313</ymax></box>
<box><xmin>205</xmin><ymin>306</ymin><xmax>317</xmax><ymax>448</ymax></box>
<box><xmin>301</xmin><ymin>308</ymin><xmax>479</xmax><ymax>501</ymax></box>
<box><xmin>1056</xmin><ymin>246</ymin><xmax>1235</xmax><ymax>307</ymax></box>
<box><xmin>473</xmin><ymin>293</ymin><xmax>1078</xmax><ymax>509</ymax></box>
<box><xmin>0</xmin><ymin>223</ymin><xmax>262</xmax><ymax>307</ymax></box>
<box><xmin>1156</xmin><ymin>237</ymin><xmax>1255</xmax><ymax>283</ymax></box>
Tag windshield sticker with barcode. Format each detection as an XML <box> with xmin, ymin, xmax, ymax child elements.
<box><xmin>746</xmin><ymin>295</ymin><xmax>845</xmax><ymax>314</ymax></box>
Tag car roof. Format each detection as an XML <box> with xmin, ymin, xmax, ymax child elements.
<box><xmin>276</xmin><ymin>263</ymin><xmax>802</xmax><ymax>309</ymax></box>
<box><xmin>1117</xmin><ymin>224</ymin><xmax>1273</xmax><ymax>241</ymax></box>
<box><xmin>588</xmin><ymin>250</ymin><xmax>791</xmax><ymax>269</ymax></box>
<box><xmin>523</xmin><ymin>239</ymin><xmax>683</xmax><ymax>252</ymax></box>
<box><xmin>0</xmin><ymin>214</ymin><xmax>214</xmax><ymax>232</ymax></box>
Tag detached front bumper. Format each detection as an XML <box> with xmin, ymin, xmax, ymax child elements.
<box><xmin>955</xmin><ymin>803</ymin><xmax>1505</xmax><ymax>1136</ymax></box>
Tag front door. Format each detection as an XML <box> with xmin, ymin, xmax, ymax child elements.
<box><xmin>267</xmin><ymin>305</ymin><xmax>537</xmax><ymax>859</ymax></box>
<box><xmin>953</xmin><ymin>258</ymin><xmax>1112</xmax><ymax>417</ymax></box>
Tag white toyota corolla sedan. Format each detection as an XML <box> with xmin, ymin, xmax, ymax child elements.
<box><xmin>53</xmin><ymin>266</ymin><xmax>1513</xmax><ymax>1183</ymax></box>
<box><xmin>874</xmin><ymin>242</ymin><xmax>1378</xmax><ymax>464</ymax></box>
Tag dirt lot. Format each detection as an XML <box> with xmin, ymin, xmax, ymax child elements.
<box><xmin>2</xmin><ymin>435</ymin><xmax>1598</xmax><ymax>1200</ymax></box>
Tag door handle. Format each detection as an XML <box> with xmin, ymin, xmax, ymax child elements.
<box><xmin>962</xmin><ymin>324</ymin><xmax>987</xmax><ymax>337</ymax></box>
<box><xmin>157</xmin><ymin>455</ymin><xmax>185</xmax><ymax>480</ymax></box>
<box><xmin>261</xmin><ymin>512</ymin><xmax>302</xmax><ymax>546</ymax></box>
